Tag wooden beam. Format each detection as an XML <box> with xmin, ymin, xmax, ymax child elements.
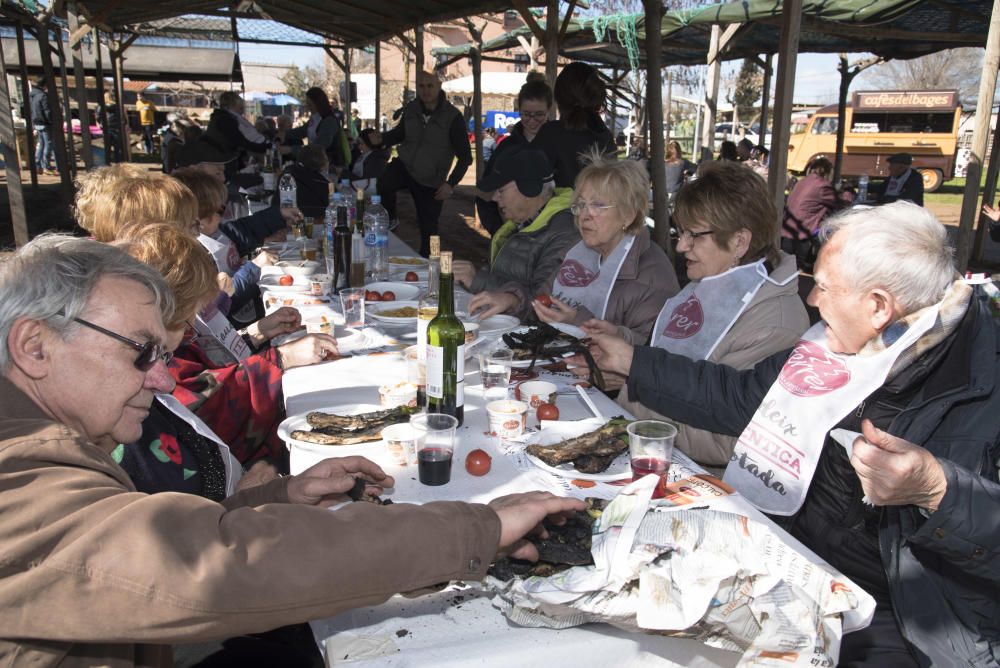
<box><xmin>415</xmin><ymin>25</ymin><xmax>424</xmax><ymax>74</ymax></box>
<box><xmin>93</xmin><ymin>27</ymin><xmax>107</xmax><ymax>165</ymax></box>
<box><xmin>108</xmin><ymin>42</ymin><xmax>128</xmax><ymax>162</ymax></box>
<box><xmin>393</xmin><ymin>31</ymin><xmax>415</xmax><ymax>54</ymax></box>
<box><xmin>544</xmin><ymin>0</ymin><xmax>559</xmax><ymax>90</ymax></box>
<box><xmin>972</xmin><ymin>113</ymin><xmax>1000</xmax><ymax>263</ymax></box>
<box><xmin>66</xmin><ymin>2</ymin><xmax>93</xmax><ymax>169</ymax></box>
<box><xmin>559</xmin><ymin>0</ymin><xmax>578</xmax><ymax>40</ymax></box>
<box><xmin>68</xmin><ymin>22</ymin><xmax>92</xmax><ymax>49</ymax></box>
<box><xmin>712</xmin><ymin>22</ymin><xmax>744</xmax><ymax>60</ymax></box>
<box><xmin>759</xmin><ymin>53</ymin><xmax>772</xmax><ymax>149</ymax></box>
<box><xmin>794</xmin><ymin>14</ymin><xmax>984</xmax><ymax>46</ymax></box>
<box><xmin>512</xmin><ymin>0</ymin><xmax>546</xmax><ymax>44</ymax></box>
<box><xmin>957</xmin><ymin>0</ymin><xmax>1000</xmax><ymax>269</ymax></box>
<box><xmin>644</xmin><ymin>0</ymin><xmax>669</xmax><ymax>254</ymax></box>
<box><xmin>35</xmin><ymin>23</ymin><xmax>73</xmax><ymax>193</ymax></box>
<box><xmin>700</xmin><ymin>25</ymin><xmax>721</xmax><ymax>161</ymax></box>
<box><xmin>54</xmin><ymin>25</ymin><xmax>78</xmax><ymax>178</ymax></box>
<box><xmin>471</xmin><ymin>47</ymin><xmax>483</xmax><ymax>179</ymax></box>
<box><xmin>324</xmin><ymin>45</ymin><xmax>346</xmax><ymax>72</ymax></box>
<box><xmin>766</xmin><ymin>0</ymin><xmax>803</xmax><ymax>229</ymax></box>
<box><xmin>374</xmin><ymin>41</ymin><xmax>381</xmax><ymax>127</ymax></box>
<box><xmin>0</xmin><ymin>33</ymin><xmax>30</xmax><ymax>246</ymax></box>
<box><xmin>15</xmin><ymin>20</ymin><xmax>38</xmax><ymax>188</ymax></box>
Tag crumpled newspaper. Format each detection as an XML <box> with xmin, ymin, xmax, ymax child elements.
<box><xmin>486</xmin><ymin>475</ymin><xmax>875</xmax><ymax>667</ymax></box>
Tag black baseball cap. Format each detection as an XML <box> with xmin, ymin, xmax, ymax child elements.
<box><xmin>478</xmin><ymin>146</ymin><xmax>553</xmax><ymax>197</ymax></box>
<box><xmin>887</xmin><ymin>152</ymin><xmax>913</xmax><ymax>165</ymax></box>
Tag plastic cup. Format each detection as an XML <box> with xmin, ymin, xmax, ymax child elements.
<box><xmin>381</xmin><ymin>423</ymin><xmax>417</xmax><ymax>466</ymax></box>
<box><xmin>627</xmin><ymin>420</ymin><xmax>678</xmax><ymax>499</ymax></box>
<box><xmin>411</xmin><ymin>413</ymin><xmax>459</xmax><ymax>486</ymax></box>
<box><xmin>486</xmin><ymin>400</ymin><xmax>528</xmax><ymax>440</ymax></box>
<box><xmin>478</xmin><ymin>347</ymin><xmax>513</xmax><ymax>402</ymax></box>
<box><xmin>339</xmin><ymin>287</ymin><xmax>366</xmax><ymax>327</ymax></box>
<box><xmin>379</xmin><ymin>382</ymin><xmax>419</xmax><ymax>409</ymax></box>
<box><xmin>515</xmin><ymin>380</ymin><xmax>557</xmax><ymax>412</ymax></box>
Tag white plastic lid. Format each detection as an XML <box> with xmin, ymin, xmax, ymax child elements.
<box><xmin>370</xmin><ymin>195</ymin><xmax>381</xmax><ymax>204</ymax></box>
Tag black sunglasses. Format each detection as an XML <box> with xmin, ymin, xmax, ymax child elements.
<box><xmin>70</xmin><ymin>316</ymin><xmax>172</xmax><ymax>371</ymax></box>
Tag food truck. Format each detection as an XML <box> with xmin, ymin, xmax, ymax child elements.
<box><xmin>786</xmin><ymin>90</ymin><xmax>962</xmax><ymax>192</ymax></box>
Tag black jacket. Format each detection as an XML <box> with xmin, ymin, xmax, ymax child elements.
<box><xmin>875</xmin><ymin>169</ymin><xmax>924</xmax><ymax>207</ymax></box>
<box><xmin>626</xmin><ymin>291</ymin><xmax>1000</xmax><ymax>667</ymax></box>
<box><xmin>270</xmin><ymin>162</ymin><xmax>329</xmax><ymax>220</ymax></box>
<box><xmin>29</xmin><ymin>85</ymin><xmax>50</xmax><ymax>127</ymax></box>
<box><xmin>475</xmin><ymin>123</ymin><xmax>533</xmax><ymax>236</ymax></box>
<box><xmin>532</xmin><ymin>116</ymin><xmax>615</xmax><ymax>188</ymax></box>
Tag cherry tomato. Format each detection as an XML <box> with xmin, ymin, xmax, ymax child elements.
<box><xmin>366</xmin><ymin>290</ymin><xmax>381</xmax><ymax>301</ymax></box>
<box><xmin>535</xmin><ymin>293</ymin><xmax>553</xmax><ymax>307</ymax></box>
<box><xmin>278</xmin><ymin>275</ymin><xmax>294</xmax><ymax>286</ymax></box>
<box><xmin>465</xmin><ymin>449</ymin><xmax>492</xmax><ymax>476</ymax></box>
<box><xmin>382</xmin><ymin>290</ymin><xmax>396</xmax><ymax>301</ymax></box>
<box><xmin>536</xmin><ymin>403</ymin><xmax>560</xmax><ymax>421</ymax></box>
<box><xmin>405</xmin><ymin>271</ymin><xmax>419</xmax><ymax>282</ymax></box>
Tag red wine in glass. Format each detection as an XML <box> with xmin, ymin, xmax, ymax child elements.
<box><xmin>418</xmin><ymin>447</ymin><xmax>453</xmax><ymax>486</ymax></box>
<box><xmin>631</xmin><ymin>457</ymin><xmax>670</xmax><ymax>498</ymax></box>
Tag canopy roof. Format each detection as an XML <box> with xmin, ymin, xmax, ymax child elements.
<box><xmin>434</xmin><ymin>0</ymin><xmax>992</xmax><ymax>71</ymax></box>
<box><xmin>20</xmin><ymin>0</ymin><xmax>547</xmax><ymax>47</ymax></box>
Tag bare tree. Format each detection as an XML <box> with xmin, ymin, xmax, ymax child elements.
<box><xmin>861</xmin><ymin>48</ymin><xmax>983</xmax><ymax>105</ymax></box>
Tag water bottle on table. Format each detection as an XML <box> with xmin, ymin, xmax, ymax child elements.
<box><xmin>858</xmin><ymin>173</ymin><xmax>869</xmax><ymax>203</ymax></box>
<box><xmin>279</xmin><ymin>172</ymin><xmax>297</xmax><ymax>210</ymax></box>
<box><xmin>363</xmin><ymin>195</ymin><xmax>390</xmax><ymax>281</ymax></box>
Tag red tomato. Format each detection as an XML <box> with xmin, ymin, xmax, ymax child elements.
<box><xmin>536</xmin><ymin>403</ymin><xmax>560</xmax><ymax>421</ymax></box>
<box><xmin>382</xmin><ymin>290</ymin><xmax>396</xmax><ymax>301</ymax></box>
<box><xmin>278</xmin><ymin>275</ymin><xmax>294</xmax><ymax>286</ymax></box>
<box><xmin>535</xmin><ymin>294</ymin><xmax>553</xmax><ymax>307</ymax></box>
<box><xmin>366</xmin><ymin>290</ymin><xmax>381</xmax><ymax>301</ymax></box>
<box><xmin>465</xmin><ymin>449</ymin><xmax>492</xmax><ymax>476</ymax></box>
<box><xmin>405</xmin><ymin>271</ymin><xmax>419</xmax><ymax>282</ymax></box>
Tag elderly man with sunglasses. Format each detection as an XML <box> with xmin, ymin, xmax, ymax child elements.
<box><xmin>0</xmin><ymin>235</ymin><xmax>584</xmax><ymax>666</ymax></box>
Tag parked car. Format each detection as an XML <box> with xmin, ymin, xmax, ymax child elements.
<box><xmin>64</xmin><ymin>118</ymin><xmax>103</xmax><ymax>138</ymax></box>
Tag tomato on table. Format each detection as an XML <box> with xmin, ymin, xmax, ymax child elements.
<box><xmin>534</xmin><ymin>294</ymin><xmax>553</xmax><ymax>307</ymax></box>
<box><xmin>405</xmin><ymin>271</ymin><xmax>419</xmax><ymax>282</ymax></box>
<box><xmin>366</xmin><ymin>290</ymin><xmax>381</xmax><ymax>301</ymax></box>
<box><xmin>465</xmin><ymin>449</ymin><xmax>492</xmax><ymax>476</ymax></box>
<box><xmin>278</xmin><ymin>275</ymin><xmax>294</xmax><ymax>286</ymax></box>
<box><xmin>536</xmin><ymin>403</ymin><xmax>559</xmax><ymax>421</ymax></box>
<box><xmin>382</xmin><ymin>290</ymin><xmax>396</xmax><ymax>301</ymax></box>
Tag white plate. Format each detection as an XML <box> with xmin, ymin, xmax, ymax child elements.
<box><xmin>523</xmin><ymin>418</ymin><xmax>632</xmax><ymax>481</ymax></box>
<box><xmin>278</xmin><ymin>403</ymin><xmax>386</xmax><ymax>455</ymax></box>
<box><xmin>475</xmin><ymin>314</ymin><xmax>520</xmax><ymax>338</ymax></box>
<box><xmin>260</xmin><ymin>275</ymin><xmax>310</xmax><ymax>293</ymax></box>
<box><xmin>500</xmin><ymin>325</ymin><xmax>578</xmax><ymax>367</ymax></box>
<box><xmin>263</xmin><ymin>292</ymin><xmax>330</xmax><ymax>312</ymax></box>
<box><xmin>365</xmin><ymin>281</ymin><xmax>421</xmax><ymax>301</ymax></box>
<box><xmin>368</xmin><ymin>300</ymin><xmax>420</xmax><ymax>325</ymax></box>
<box><xmin>388</xmin><ymin>267</ymin><xmax>429</xmax><ymax>285</ymax></box>
<box><xmin>388</xmin><ymin>256</ymin><xmax>429</xmax><ymax>268</ymax></box>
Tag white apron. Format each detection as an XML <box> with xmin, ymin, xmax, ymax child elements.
<box><xmin>552</xmin><ymin>235</ymin><xmax>635</xmax><ymax>319</ymax></box>
<box><xmin>723</xmin><ymin>304</ymin><xmax>942</xmax><ymax>516</ymax></box>
<box><xmin>652</xmin><ymin>260</ymin><xmax>784</xmax><ymax>360</ymax></box>
<box><xmin>194</xmin><ymin>299</ymin><xmax>251</xmax><ymax>363</ymax></box>
<box><xmin>155</xmin><ymin>393</ymin><xmax>243</xmax><ymax>496</ymax></box>
<box><xmin>198</xmin><ymin>232</ymin><xmax>241</xmax><ymax>276</ymax></box>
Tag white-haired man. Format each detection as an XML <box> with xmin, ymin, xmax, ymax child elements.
<box><xmin>585</xmin><ymin>202</ymin><xmax>999</xmax><ymax>667</ymax></box>
<box><xmin>0</xmin><ymin>235</ymin><xmax>584</xmax><ymax>666</ymax></box>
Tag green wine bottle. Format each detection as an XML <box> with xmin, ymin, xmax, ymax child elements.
<box><xmin>426</xmin><ymin>251</ymin><xmax>464</xmax><ymax>425</ymax></box>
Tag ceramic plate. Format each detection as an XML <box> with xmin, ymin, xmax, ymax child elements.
<box><xmin>365</xmin><ymin>281</ymin><xmax>421</xmax><ymax>301</ymax></box>
<box><xmin>278</xmin><ymin>403</ymin><xmax>385</xmax><ymax>455</ymax></box>
<box><xmin>523</xmin><ymin>418</ymin><xmax>632</xmax><ymax>481</ymax></box>
<box><xmin>367</xmin><ymin>300</ymin><xmax>420</xmax><ymax>325</ymax></box>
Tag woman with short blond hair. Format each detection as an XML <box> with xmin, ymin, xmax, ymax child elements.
<box><xmin>77</xmin><ymin>169</ymin><xmax>200</xmax><ymax>242</ymax></box>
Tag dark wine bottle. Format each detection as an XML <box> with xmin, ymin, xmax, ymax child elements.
<box><xmin>426</xmin><ymin>251</ymin><xmax>465</xmax><ymax>425</ymax></box>
<box><xmin>332</xmin><ymin>205</ymin><xmax>352</xmax><ymax>292</ymax></box>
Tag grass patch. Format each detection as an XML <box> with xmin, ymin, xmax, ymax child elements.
<box><xmin>925</xmin><ymin>176</ymin><xmax>991</xmax><ymax>207</ymax></box>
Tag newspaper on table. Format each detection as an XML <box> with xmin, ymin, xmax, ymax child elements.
<box><xmin>486</xmin><ymin>475</ymin><xmax>876</xmax><ymax>667</ymax></box>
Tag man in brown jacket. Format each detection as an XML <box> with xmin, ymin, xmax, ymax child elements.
<box><xmin>0</xmin><ymin>235</ymin><xmax>584</xmax><ymax>667</ymax></box>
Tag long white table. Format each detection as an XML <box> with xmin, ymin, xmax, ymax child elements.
<box><xmin>275</xmin><ymin>238</ymin><xmax>857</xmax><ymax>668</ymax></box>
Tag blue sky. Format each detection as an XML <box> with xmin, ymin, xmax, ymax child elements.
<box><xmin>240</xmin><ymin>42</ymin><xmax>868</xmax><ymax>106</ymax></box>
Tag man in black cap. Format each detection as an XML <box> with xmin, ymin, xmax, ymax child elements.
<box><xmin>875</xmin><ymin>152</ymin><xmax>924</xmax><ymax>206</ymax></box>
<box><xmin>456</xmin><ymin>147</ymin><xmax>580</xmax><ymax>319</ymax></box>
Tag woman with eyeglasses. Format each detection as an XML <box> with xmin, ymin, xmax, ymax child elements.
<box><xmin>581</xmin><ymin>162</ymin><xmax>809</xmax><ymax>473</ymax></box>
<box><xmin>117</xmin><ymin>223</ymin><xmax>339</xmax><ymax>483</ymax></box>
<box><xmin>529</xmin><ymin>151</ymin><xmax>679</xmax><ymax>344</ymax></box>
<box><xmin>475</xmin><ymin>76</ymin><xmax>553</xmax><ymax>235</ymax></box>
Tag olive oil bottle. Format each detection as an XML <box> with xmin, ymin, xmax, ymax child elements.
<box><xmin>425</xmin><ymin>251</ymin><xmax>464</xmax><ymax>425</ymax></box>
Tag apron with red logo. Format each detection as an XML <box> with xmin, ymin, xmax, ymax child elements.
<box><xmin>723</xmin><ymin>305</ymin><xmax>941</xmax><ymax>516</ymax></box>
<box><xmin>551</xmin><ymin>235</ymin><xmax>634</xmax><ymax>319</ymax></box>
<box><xmin>651</xmin><ymin>260</ymin><xmax>772</xmax><ymax>360</ymax></box>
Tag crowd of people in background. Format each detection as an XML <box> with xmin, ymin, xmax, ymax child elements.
<box><xmin>4</xmin><ymin>62</ymin><xmax>998</xmax><ymax>668</ymax></box>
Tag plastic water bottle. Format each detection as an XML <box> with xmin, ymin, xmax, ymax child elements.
<box><xmin>338</xmin><ymin>179</ymin><xmax>355</xmax><ymax>223</ymax></box>
<box><xmin>858</xmin><ymin>174</ymin><xmax>869</xmax><ymax>203</ymax></box>
<box><xmin>363</xmin><ymin>195</ymin><xmax>390</xmax><ymax>281</ymax></box>
<box><xmin>279</xmin><ymin>172</ymin><xmax>297</xmax><ymax>210</ymax></box>
<box><xmin>324</xmin><ymin>192</ymin><xmax>341</xmax><ymax>274</ymax></box>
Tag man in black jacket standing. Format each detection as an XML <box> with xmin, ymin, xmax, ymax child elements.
<box><xmin>875</xmin><ymin>152</ymin><xmax>924</xmax><ymax>206</ymax></box>
<box><xmin>371</xmin><ymin>71</ymin><xmax>472</xmax><ymax>256</ymax></box>
<box><xmin>584</xmin><ymin>202</ymin><xmax>999</xmax><ymax>667</ymax></box>
<box><xmin>29</xmin><ymin>77</ymin><xmax>55</xmax><ymax>174</ymax></box>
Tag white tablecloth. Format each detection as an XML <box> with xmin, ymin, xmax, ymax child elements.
<box><xmin>275</xmin><ymin>238</ymin><xmax>844</xmax><ymax>668</ymax></box>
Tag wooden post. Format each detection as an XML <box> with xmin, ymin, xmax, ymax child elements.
<box><xmin>700</xmin><ymin>25</ymin><xmax>722</xmax><ymax>163</ymax></box>
<box><xmin>93</xmin><ymin>28</ymin><xmax>107</xmax><ymax>162</ymax></box>
<box><xmin>66</xmin><ymin>2</ymin><xmax>93</xmax><ymax>169</ymax></box>
<box><xmin>471</xmin><ymin>47</ymin><xmax>484</xmax><ymax>179</ymax></box>
<box><xmin>343</xmin><ymin>47</ymin><xmax>352</xmax><ymax>127</ymax></box>
<box><xmin>374</xmin><ymin>41</ymin><xmax>381</xmax><ymax>127</ymax></box>
<box><xmin>644</xmin><ymin>0</ymin><xmax>669</xmax><ymax>254</ymax></box>
<box><xmin>664</xmin><ymin>69</ymin><xmax>673</xmax><ymax>143</ymax></box>
<box><xmin>957</xmin><ymin>0</ymin><xmax>1000</xmax><ymax>270</ymax></box>
<box><xmin>833</xmin><ymin>56</ymin><xmax>851</xmax><ymax>186</ymax></box>
<box><xmin>766</xmin><ymin>0</ymin><xmax>802</xmax><ymax>228</ymax></box>
<box><xmin>610</xmin><ymin>67</ymin><xmax>619</xmax><ymax>144</ymax></box>
<box><xmin>759</xmin><ymin>53</ymin><xmax>772</xmax><ymax>145</ymax></box>
<box><xmin>972</xmin><ymin>116</ymin><xmax>1000</xmax><ymax>262</ymax></box>
<box><xmin>55</xmin><ymin>24</ymin><xmax>79</xmax><ymax>176</ymax></box>
<box><xmin>35</xmin><ymin>23</ymin><xmax>73</xmax><ymax>193</ymax></box>
<box><xmin>415</xmin><ymin>26</ymin><xmax>424</xmax><ymax>76</ymax></box>
<box><xmin>544</xmin><ymin>0</ymin><xmax>559</xmax><ymax>89</ymax></box>
<box><xmin>15</xmin><ymin>21</ymin><xmax>38</xmax><ymax>187</ymax></box>
<box><xmin>0</xmin><ymin>36</ymin><xmax>30</xmax><ymax>246</ymax></box>
<box><xmin>109</xmin><ymin>43</ymin><xmax>130</xmax><ymax>161</ymax></box>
